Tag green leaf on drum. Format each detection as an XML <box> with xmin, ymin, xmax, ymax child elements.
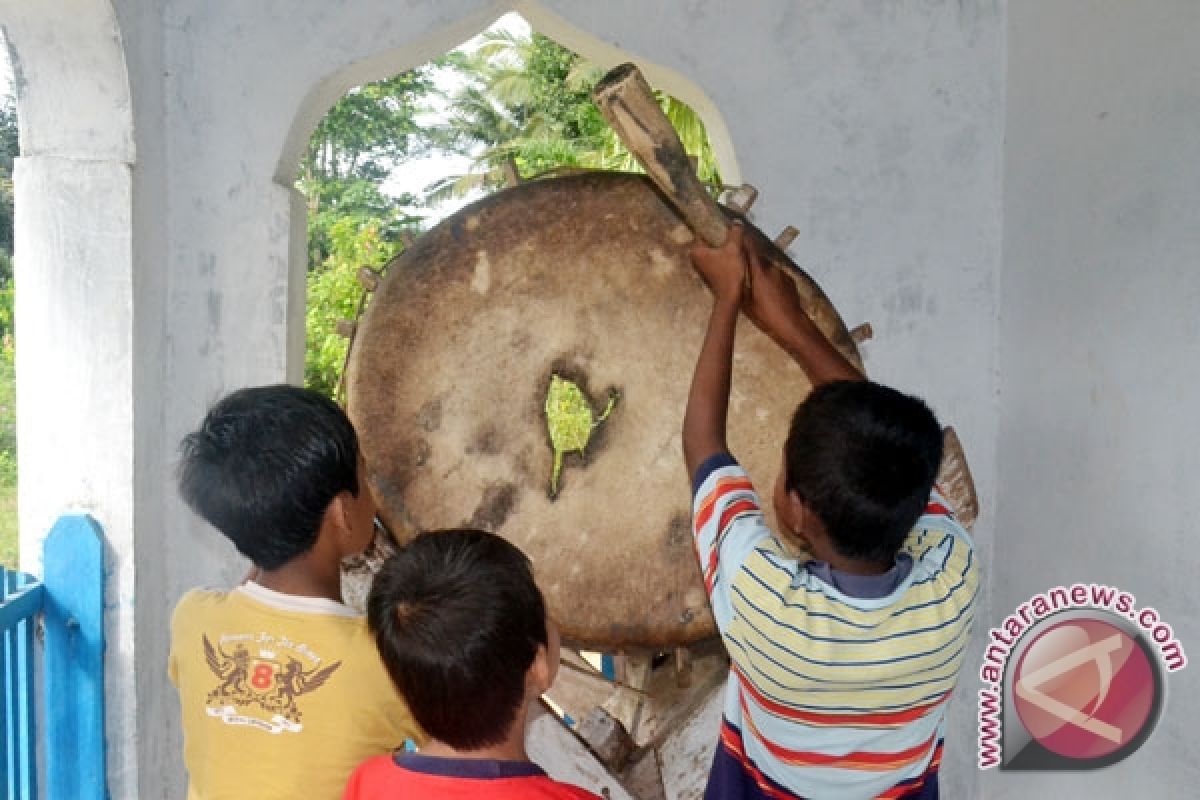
<box><xmin>544</xmin><ymin>374</ymin><xmax>617</xmax><ymax>499</ymax></box>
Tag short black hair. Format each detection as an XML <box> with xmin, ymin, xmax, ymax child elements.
<box><xmin>177</xmin><ymin>384</ymin><xmax>360</xmax><ymax>570</ymax></box>
<box><xmin>368</xmin><ymin>529</ymin><xmax>548</xmax><ymax>750</ymax></box>
<box><xmin>784</xmin><ymin>380</ymin><xmax>942</xmax><ymax>564</ymax></box>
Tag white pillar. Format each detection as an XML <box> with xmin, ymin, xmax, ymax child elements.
<box><xmin>14</xmin><ymin>156</ymin><xmax>138</xmax><ymax>795</ymax></box>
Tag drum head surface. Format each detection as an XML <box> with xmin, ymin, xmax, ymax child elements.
<box><xmin>346</xmin><ymin>172</ymin><xmax>859</xmax><ymax>649</ymax></box>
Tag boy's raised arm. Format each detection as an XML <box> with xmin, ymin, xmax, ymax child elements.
<box><xmin>742</xmin><ymin>240</ymin><xmax>863</xmax><ymax>387</ymax></box>
<box><xmin>683</xmin><ymin>224</ymin><xmax>749</xmax><ymax>482</ymax></box>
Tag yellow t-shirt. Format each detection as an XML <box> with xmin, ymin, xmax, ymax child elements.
<box><xmin>168</xmin><ymin>582</ymin><xmax>422</xmax><ymax>800</ymax></box>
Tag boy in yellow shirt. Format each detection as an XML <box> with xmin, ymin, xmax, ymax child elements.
<box><xmin>168</xmin><ymin>385</ymin><xmax>423</xmax><ymax>799</ymax></box>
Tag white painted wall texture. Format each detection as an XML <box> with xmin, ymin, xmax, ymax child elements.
<box><xmin>4</xmin><ymin>0</ymin><xmax>1194</xmax><ymax>797</ymax></box>
<box><xmin>989</xmin><ymin>2</ymin><xmax>1200</xmax><ymax>797</ymax></box>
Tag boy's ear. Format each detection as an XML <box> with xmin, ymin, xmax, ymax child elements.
<box><xmin>786</xmin><ymin>491</ymin><xmax>818</xmax><ymax>549</ymax></box>
<box><xmin>528</xmin><ymin>642</ymin><xmax>558</xmax><ymax>697</ymax></box>
<box><xmin>338</xmin><ymin>491</ymin><xmax>355</xmax><ymax>530</ymax></box>
<box><xmin>326</xmin><ymin>492</ymin><xmax>347</xmax><ymax>531</ymax></box>
<box><xmin>323</xmin><ymin>491</ymin><xmax>355</xmax><ymax>542</ymax></box>
<box><xmin>782</xmin><ymin>488</ymin><xmax>805</xmax><ymax>530</ymax></box>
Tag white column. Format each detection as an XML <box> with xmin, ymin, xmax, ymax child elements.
<box><xmin>14</xmin><ymin>155</ymin><xmax>138</xmax><ymax>796</ymax></box>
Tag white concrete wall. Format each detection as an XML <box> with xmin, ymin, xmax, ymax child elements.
<box><xmin>991</xmin><ymin>2</ymin><xmax>1200</xmax><ymax>797</ymax></box>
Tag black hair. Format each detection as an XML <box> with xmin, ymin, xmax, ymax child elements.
<box><xmin>177</xmin><ymin>384</ymin><xmax>360</xmax><ymax>570</ymax></box>
<box><xmin>784</xmin><ymin>380</ymin><xmax>943</xmax><ymax>565</ymax></box>
<box><xmin>367</xmin><ymin>529</ymin><xmax>548</xmax><ymax>750</ymax></box>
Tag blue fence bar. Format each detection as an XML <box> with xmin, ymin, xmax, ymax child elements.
<box><xmin>0</xmin><ymin>514</ymin><xmax>107</xmax><ymax>800</ymax></box>
<box><xmin>42</xmin><ymin>514</ymin><xmax>106</xmax><ymax>800</ymax></box>
<box><xmin>1</xmin><ymin>569</ymin><xmax>44</xmax><ymax>800</ymax></box>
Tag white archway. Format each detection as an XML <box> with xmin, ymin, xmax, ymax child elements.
<box><xmin>275</xmin><ymin>1</ymin><xmax>741</xmax><ymax>364</ymax></box>
<box><xmin>278</xmin><ymin>2</ymin><xmax>738</xmax><ymax>185</ymax></box>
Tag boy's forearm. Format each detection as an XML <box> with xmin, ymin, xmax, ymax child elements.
<box><xmin>766</xmin><ymin>310</ymin><xmax>863</xmax><ymax>387</ymax></box>
<box><xmin>683</xmin><ymin>296</ymin><xmax>740</xmax><ymax>480</ymax></box>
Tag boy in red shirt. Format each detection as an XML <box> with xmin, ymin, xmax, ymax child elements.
<box><xmin>344</xmin><ymin>529</ymin><xmax>601</xmax><ymax>800</ymax></box>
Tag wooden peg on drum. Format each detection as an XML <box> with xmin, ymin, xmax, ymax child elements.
<box><xmin>849</xmin><ymin>322</ymin><xmax>874</xmax><ymax>345</ymax></box>
<box><xmin>357</xmin><ymin>266</ymin><xmax>381</xmax><ymax>292</ymax></box>
<box><xmin>724</xmin><ymin>184</ymin><xmax>759</xmax><ymax>215</ymax></box>
<box><xmin>774</xmin><ymin>225</ymin><xmax>800</xmax><ymax>251</ymax></box>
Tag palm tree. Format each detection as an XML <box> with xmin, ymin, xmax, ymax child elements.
<box><xmin>425</xmin><ymin>30</ymin><xmax>722</xmax><ymax>206</ymax></box>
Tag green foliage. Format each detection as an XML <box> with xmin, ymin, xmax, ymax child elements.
<box><xmin>297</xmin><ymin>71</ymin><xmax>432</xmax><ymax>267</ymax></box>
<box><xmin>0</xmin><ymin>96</ymin><xmax>15</xmax><ymax>565</ymax></box>
<box><xmin>0</xmin><ymin>256</ymin><xmax>11</xmax><ymax>305</ymax></box>
<box><xmin>0</xmin><ymin>319</ymin><xmax>13</xmax><ymax>473</ymax></box>
<box><xmin>303</xmin><ymin>71</ymin><xmax>434</xmax><ymax>181</ymax></box>
<box><xmin>426</xmin><ymin>32</ymin><xmax>721</xmax><ymax>204</ymax></box>
<box><xmin>0</xmin><ymin>94</ymin><xmax>17</xmax><ymax>281</ymax></box>
<box><xmin>0</xmin><ymin>484</ymin><xmax>15</xmax><ymax>568</ymax></box>
<box><xmin>428</xmin><ymin>32</ymin><xmax>606</xmax><ymax>198</ymax></box>
<box><xmin>297</xmin><ymin>71</ymin><xmax>430</xmax><ymax>398</ymax></box>
<box><xmin>0</xmin><ymin>181</ymin><xmax>11</xmax><ymax>280</ymax></box>
<box><xmin>0</xmin><ymin>292</ymin><xmax>15</xmax><ymax>567</ymax></box>
<box><xmin>303</xmin><ymin>177</ymin><xmax>420</xmax><ymax>268</ymax></box>
<box><xmin>304</xmin><ymin>219</ymin><xmax>399</xmax><ymax>398</ymax></box>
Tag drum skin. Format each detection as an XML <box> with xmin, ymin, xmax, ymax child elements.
<box><xmin>346</xmin><ymin>171</ymin><xmax>861</xmax><ymax>650</ymax></box>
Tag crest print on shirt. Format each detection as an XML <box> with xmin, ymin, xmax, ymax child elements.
<box><xmin>202</xmin><ymin>632</ymin><xmax>340</xmax><ymax>734</ymax></box>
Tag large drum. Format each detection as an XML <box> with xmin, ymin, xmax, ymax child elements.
<box><xmin>345</xmin><ymin>171</ymin><xmax>861</xmax><ymax>650</ymax></box>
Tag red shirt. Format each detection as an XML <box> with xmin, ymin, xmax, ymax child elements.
<box><xmin>344</xmin><ymin>753</ymin><xmax>603</xmax><ymax>800</ymax></box>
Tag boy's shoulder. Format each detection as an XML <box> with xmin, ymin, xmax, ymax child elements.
<box><xmin>902</xmin><ymin>492</ymin><xmax>978</xmax><ymax>570</ymax></box>
<box><xmin>170</xmin><ymin>585</ymin><xmax>236</xmax><ymax>624</ymax></box>
<box><xmin>174</xmin><ymin>585</ymin><xmax>234</xmax><ymax>605</ymax></box>
<box><xmin>739</xmin><ymin>492</ymin><xmax>976</xmax><ymax>609</ymax></box>
<box><xmin>348</xmin><ymin>753</ymin><xmax>604</xmax><ymax>796</ymax></box>
<box><xmin>346</xmin><ymin>754</ymin><xmax>603</xmax><ymax>800</ymax></box>
<box><xmin>171</xmin><ymin>583</ymin><xmax>367</xmax><ymax>634</ymax></box>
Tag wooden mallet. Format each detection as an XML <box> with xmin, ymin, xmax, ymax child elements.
<box><xmin>593</xmin><ymin>63</ymin><xmax>731</xmax><ymax>248</ymax></box>
<box><xmin>595</xmin><ymin>65</ymin><xmax>981</xmax><ymax>530</ymax></box>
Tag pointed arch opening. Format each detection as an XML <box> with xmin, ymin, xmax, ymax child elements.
<box><xmin>279</xmin><ymin>5</ymin><xmax>739</xmax><ymax>400</ymax></box>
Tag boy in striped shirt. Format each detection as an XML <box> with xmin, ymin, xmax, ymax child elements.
<box><xmin>683</xmin><ymin>225</ymin><xmax>977</xmax><ymax>799</ymax></box>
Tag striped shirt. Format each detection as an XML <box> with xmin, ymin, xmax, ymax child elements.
<box><xmin>692</xmin><ymin>455</ymin><xmax>978</xmax><ymax>799</ymax></box>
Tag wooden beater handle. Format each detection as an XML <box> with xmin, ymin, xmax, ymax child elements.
<box><xmin>593</xmin><ymin>63</ymin><xmax>730</xmax><ymax>247</ymax></box>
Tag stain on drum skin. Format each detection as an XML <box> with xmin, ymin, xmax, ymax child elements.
<box><xmin>345</xmin><ymin>171</ymin><xmax>861</xmax><ymax>650</ymax></box>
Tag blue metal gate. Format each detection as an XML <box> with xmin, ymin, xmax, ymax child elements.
<box><xmin>0</xmin><ymin>515</ymin><xmax>106</xmax><ymax>799</ymax></box>
<box><xmin>0</xmin><ymin>568</ymin><xmax>39</xmax><ymax>798</ymax></box>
